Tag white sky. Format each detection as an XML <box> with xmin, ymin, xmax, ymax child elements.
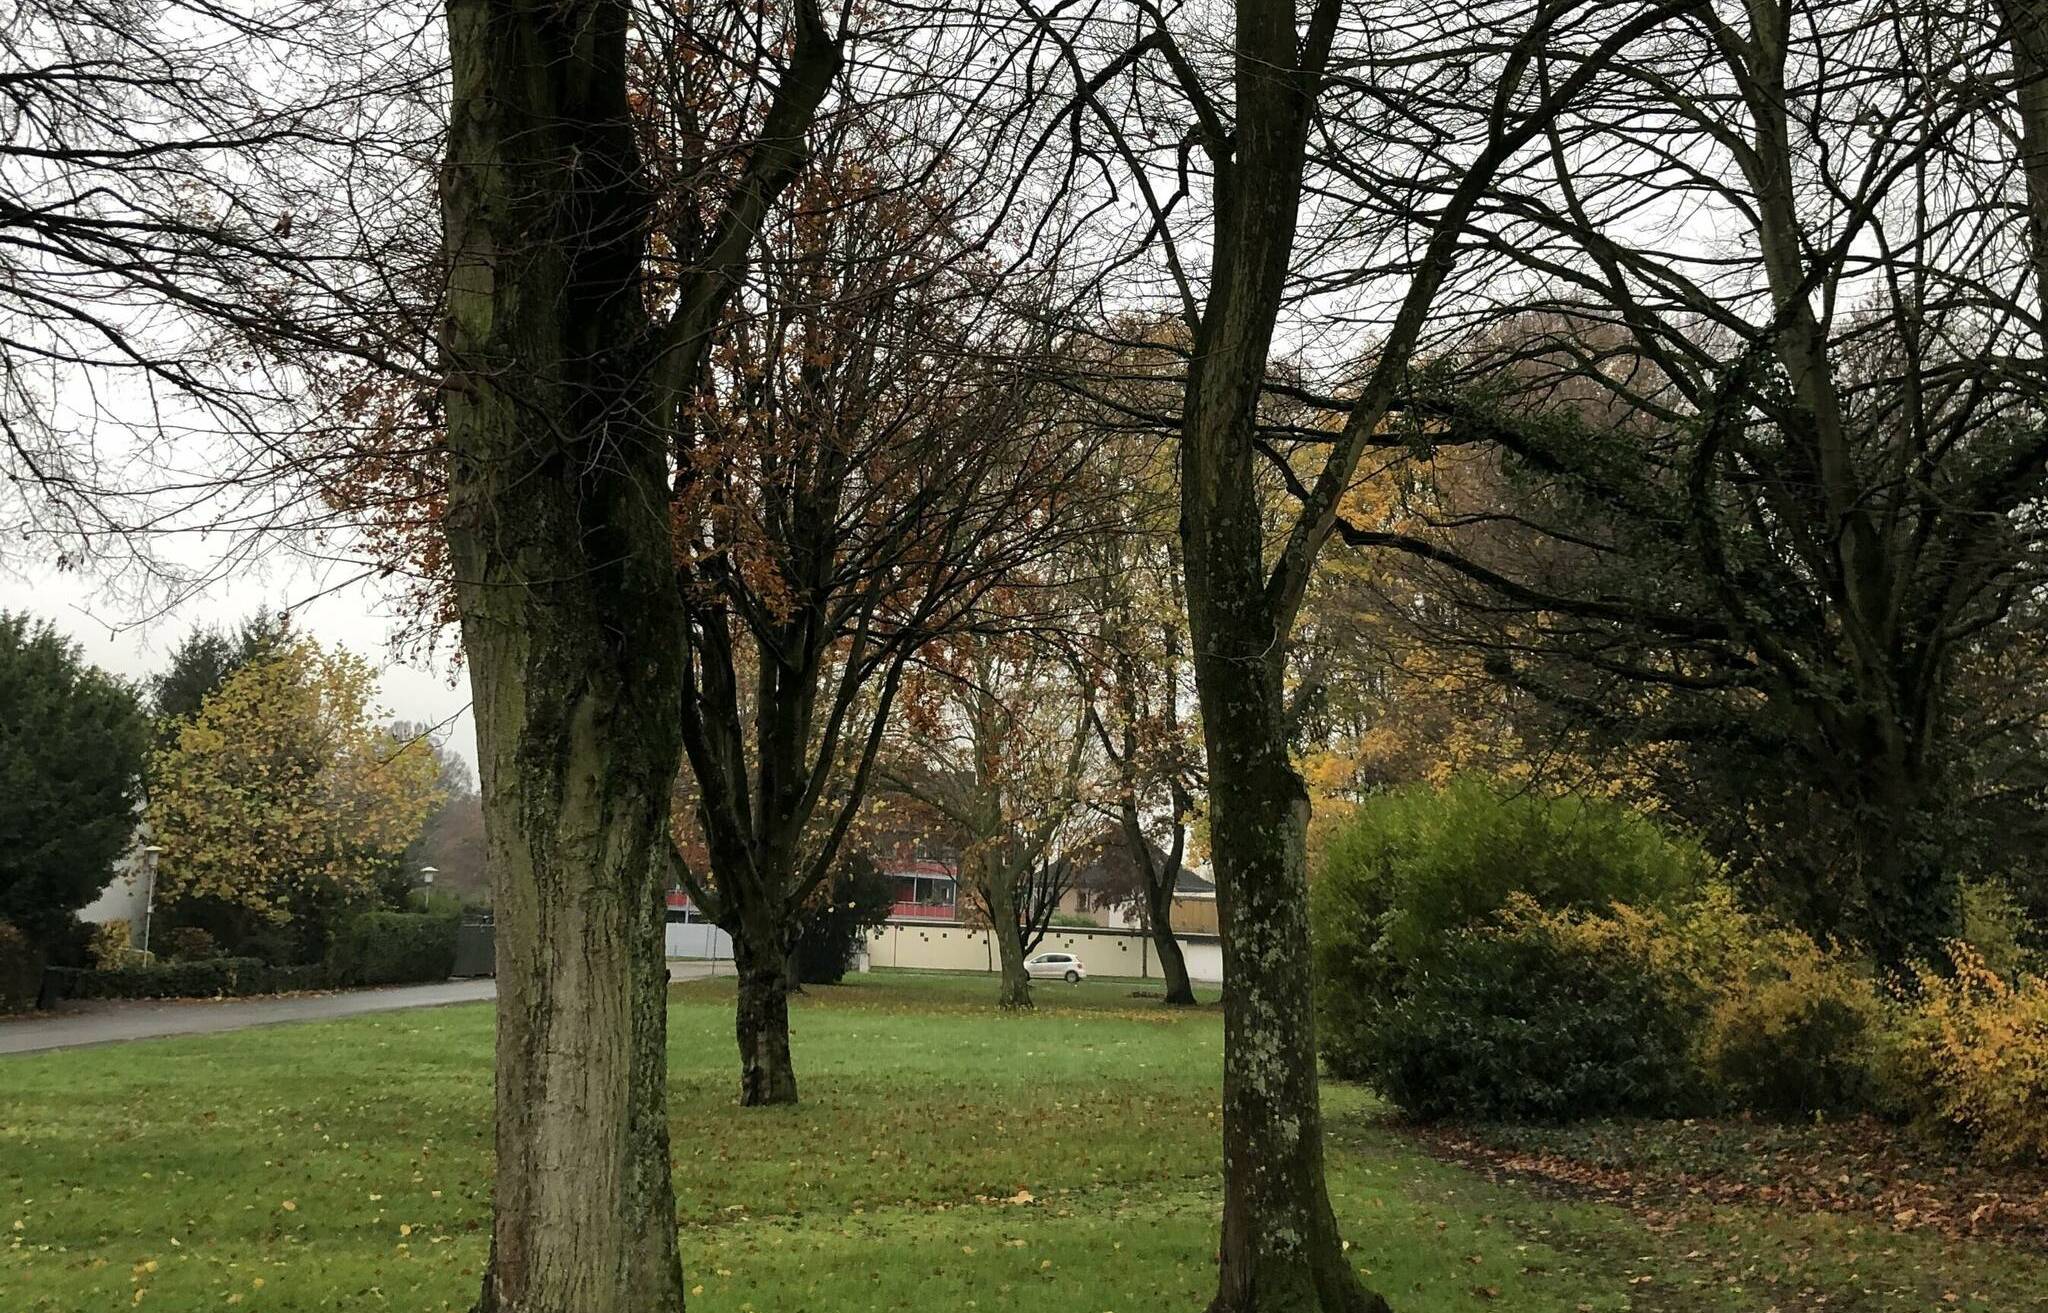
<box><xmin>0</xmin><ymin>558</ymin><xmax>477</xmax><ymax>767</ymax></box>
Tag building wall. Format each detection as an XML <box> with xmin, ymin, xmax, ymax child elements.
<box><xmin>665</xmin><ymin>919</ymin><xmax>734</xmax><ymax>961</ymax></box>
<box><xmin>76</xmin><ymin>848</ymin><xmax>152</xmax><ymax>944</ymax></box>
<box><xmin>76</xmin><ymin>873</ymin><xmax>147</xmax><ymax>940</ymax></box>
<box><xmin>863</xmin><ymin>922</ymin><xmax>1224</xmax><ymax>984</ymax></box>
<box><xmin>663</xmin><ymin>914</ymin><xmax>1225</xmax><ymax>986</ymax></box>
<box><xmin>1169</xmin><ymin>895</ymin><xmax>1219</xmax><ymax>935</ymax></box>
<box><xmin>1053</xmin><ymin>890</ymin><xmax>1219</xmax><ymax>936</ymax></box>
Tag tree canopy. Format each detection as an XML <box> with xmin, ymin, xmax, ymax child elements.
<box><xmin>144</xmin><ymin>637</ymin><xmax>443</xmax><ymax>937</ymax></box>
<box><xmin>0</xmin><ymin>613</ymin><xmax>150</xmax><ymax>946</ymax></box>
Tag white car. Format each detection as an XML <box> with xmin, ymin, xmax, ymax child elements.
<box><xmin>1026</xmin><ymin>952</ymin><xmax>1087</xmax><ymax>983</ymax></box>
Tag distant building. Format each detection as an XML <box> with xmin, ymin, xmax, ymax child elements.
<box><xmin>1053</xmin><ymin>841</ymin><xmax>1219</xmax><ymax>935</ymax></box>
<box><xmin>885</xmin><ymin>857</ymin><xmax>960</xmax><ymax>921</ymax></box>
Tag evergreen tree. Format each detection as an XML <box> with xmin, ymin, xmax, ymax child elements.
<box><xmin>0</xmin><ymin>613</ymin><xmax>150</xmax><ymax>948</ymax></box>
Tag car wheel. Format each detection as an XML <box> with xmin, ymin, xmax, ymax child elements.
<box><xmin>1065</xmin><ymin>969</ymin><xmax>1079</xmax><ymax>984</ymax></box>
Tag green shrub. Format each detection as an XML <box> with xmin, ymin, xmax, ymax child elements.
<box><xmin>234</xmin><ymin>923</ymin><xmax>299</xmax><ymax>966</ymax></box>
<box><xmin>796</xmin><ymin>855</ymin><xmax>896</xmax><ymax>985</ymax></box>
<box><xmin>161</xmin><ymin>926</ymin><xmax>220</xmax><ymax>962</ymax></box>
<box><xmin>1312</xmin><ymin>778</ymin><xmax>1711</xmax><ymax>1079</ymax></box>
<box><xmin>0</xmin><ymin>919</ymin><xmax>40</xmax><ymax>1012</ymax></box>
<box><xmin>1360</xmin><ymin>902</ymin><xmax>1702</xmax><ymax>1120</ymax></box>
<box><xmin>1958</xmin><ymin>880</ymin><xmax>2039</xmax><ymax>978</ymax></box>
<box><xmin>326</xmin><ymin>910</ymin><xmax>457</xmax><ymax>987</ymax></box>
<box><xmin>42</xmin><ymin>956</ymin><xmax>328</xmax><ymax>1001</ymax></box>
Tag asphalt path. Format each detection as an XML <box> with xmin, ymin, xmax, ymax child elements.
<box><xmin>0</xmin><ymin>959</ymin><xmax>724</xmax><ymax>1056</ymax></box>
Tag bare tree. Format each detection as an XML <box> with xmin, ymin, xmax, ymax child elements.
<box><xmin>885</xmin><ymin>628</ymin><xmax>1097</xmax><ymax>1007</ymax></box>
<box><xmin>1322</xmin><ymin>0</ymin><xmax>2048</xmax><ymax>962</ymax></box>
<box><xmin>0</xmin><ymin>0</ymin><xmax>441</xmax><ymax>595</ymax></box>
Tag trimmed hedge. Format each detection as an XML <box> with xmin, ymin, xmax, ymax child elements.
<box><xmin>43</xmin><ymin>957</ymin><xmax>329</xmax><ymax>1001</ymax></box>
<box><xmin>326</xmin><ymin>910</ymin><xmax>457</xmax><ymax>987</ymax></box>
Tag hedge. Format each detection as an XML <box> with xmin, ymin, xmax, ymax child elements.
<box><xmin>325</xmin><ymin>910</ymin><xmax>457</xmax><ymax>987</ymax></box>
<box><xmin>42</xmin><ymin>957</ymin><xmax>330</xmax><ymax>1002</ymax></box>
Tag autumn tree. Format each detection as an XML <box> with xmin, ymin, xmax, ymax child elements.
<box><xmin>144</xmin><ymin>637</ymin><xmax>442</xmax><ymax>954</ymax></box>
<box><xmin>1069</xmin><ymin>417</ymin><xmax>1205</xmax><ymax>1006</ymax></box>
<box><xmin>883</xmin><ymin>628</ymin><xmax>1097</xmax><ymax>1008</ymax></box>
<box><xmin>664</xmin><ymin>106</ymin><xmax>1104</xmax><ymax>1096</ymax></box>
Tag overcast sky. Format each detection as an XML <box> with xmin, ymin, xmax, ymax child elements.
<box><xmin>0</xmin><ymin>556</ymin><xmax>478</xmax><ymax>768</ymax></box>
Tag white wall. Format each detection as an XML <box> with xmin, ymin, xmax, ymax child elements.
<box><xmin>76</xmin><ymin>838</ymin><xmax>153</xmax><ymax>944</ymax></box>
<box><xmin>864</xmin><ymin>923</ymin><xmax>1223</xmax><ymax>984</ymax></box>
<box><xmin>665</xmin><ymin>920</ymin><xmax>734</xmax><ymax>961</ymax></box>
<box><xmin>75</xmin><ymin>871</ymin><xmax>147</xmax><ymax>939</ymax></box>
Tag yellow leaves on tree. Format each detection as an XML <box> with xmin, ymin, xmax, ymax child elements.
<box><xmin>144</xmin><ymin>639</ymin><xmax>444</xmax><ymax>923</ymax></box>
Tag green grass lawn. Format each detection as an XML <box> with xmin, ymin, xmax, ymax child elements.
<box><xmin>4</xmin><ymin>970</ymin><xmax>2044</xmax><ymax>1311</ymax></box>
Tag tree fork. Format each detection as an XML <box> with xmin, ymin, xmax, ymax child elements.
<box><xmin>441</xmin><ymin>0</ymin><xmax>689</xmax><ymax>1309</ymax></box>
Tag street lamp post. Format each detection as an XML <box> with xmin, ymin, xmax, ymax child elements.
<box><xmin>418</xmin><ymin>865</ymin><xmax>438</xmax><ymax>910</ymax></box>
<box><xmin>138</xmin><ymin>845</ymin><xmax>164</xmax><ymax>959</ymax></box>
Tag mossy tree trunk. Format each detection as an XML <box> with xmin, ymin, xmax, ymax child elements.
<box><xmin>440</xmin><ymin>2</ymin><xmax>685</xmax><ymax>1311</ymax></box>
<box><xmin>442</xmin><ymin>0</ymin><xmax>840</xmax><ymax>1299</ymax></box>
<box><xmin>1171</xmin><ymin>0</ymin><xmax>1389</xmax><ymax>1305</ymax></box>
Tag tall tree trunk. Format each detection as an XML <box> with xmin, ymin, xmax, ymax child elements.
<box><xmin>1849</xmin><ymin>747</ymin><xmax>1954</xmax><ymax>970</ymax></box>
<box><xmin>1142</xmin><ymin>874</ymin><xmax>1197</xmax><ymax>1007</ymax></box>
<box><xmin>730</xmin><ymin>916</ymin><xmax>799</xmax><ymax>1105</ymax></box>
<box><xmin>1174</xmin><ymin>0</ymin><xmax>1388</xmax><ymax>1303</ymax></box>
<box><xmin>1187</xmin><ymin>619</ymin><xmax>1386</xmax><ymax>1313</ymax></box>
<box><xmin>441</xmin><ymin>3</ymin><xmax>687</xmax><ymax>1310</ymax></box>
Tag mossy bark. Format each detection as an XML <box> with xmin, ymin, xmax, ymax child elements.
<box><xmin>1174</xmin><ymin>0</ymin><xmax>1393</xmax><ymax>1304</ymax></box>
<box><xmin>1192</xmin><ymin>658</ymin><xmax>1387</xmax><ymax>1313</ymax></box>
<box><xmin>441</xmin><ymin>2</ymin><xmax>685</xmax><ymax>1309</ymax></box>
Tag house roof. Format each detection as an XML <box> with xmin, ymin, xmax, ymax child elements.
<box><xmin>882</xmin><ymin>858</ymin><xmax>957</xmax><ymax>880</ymax></box>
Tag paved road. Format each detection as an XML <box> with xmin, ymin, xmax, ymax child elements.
<box><xmin>0</xmin><ymin>960</ymin><xmax>724</xmax><ymax>1056</ymax></box>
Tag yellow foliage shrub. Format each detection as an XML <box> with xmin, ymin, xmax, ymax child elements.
<box><xmin>1700</xmin><ymin>942</ymin><xmax>1882</xmax><ymax>1115</ymax></box>
<box><xmin>88</xmin><ymin>920</ymin><xmax>133</xmax><ymax>969</ymax></box>
<box><xmin>1501</xmin><ymin>887</ymin><xmax>1885</xmax><ymax>1115</ymax></box>
<box><xmin>1897</xmin><ymin>944</ymin><xmax>2048</xmax><ymax>1164</ymax></box>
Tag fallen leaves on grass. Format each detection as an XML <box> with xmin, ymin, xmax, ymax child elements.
<box><xmin>1408</xmin><ymin>1118</ymin><xmax>2048</xmax><ymax>1248</ymax></box>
